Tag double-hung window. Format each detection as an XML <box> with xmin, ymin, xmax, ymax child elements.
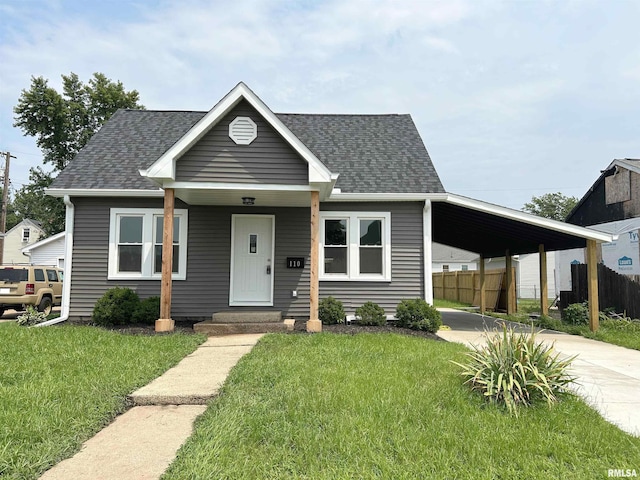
<box><xmin>108</xmin><ymin>208</ymin><xmax>188</xmax><ymax>280</ymax></box>
<box><xmin>320</xmin><ymin>211</ymin><xmax>391</xmax><ymax>281</ymax></box>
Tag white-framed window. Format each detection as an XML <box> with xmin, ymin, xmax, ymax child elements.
<box><xmin>108</xmin><ymin>208</ymin><xmax>188</xmax><ymax>280</ymax></box>
<box><xmin>319</xmin><ymin>211</ymin><xmax>391</xmax><ymax>281</ymax></box>
<box><xmin>22</xmin><ymin>228</ymin><xmax>30</xmax><ymax>243</ymax></box>
<box><xmin>461</xmin><ymin>264</ymin><xmax>469</xmax><ymax>271</ymax></box>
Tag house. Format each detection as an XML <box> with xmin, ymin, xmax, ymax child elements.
<box><xmin>21</xmin><ymin>232</ymin><xmax>66</xmax><ymax>269</ymax></box>
<box><xmin>2</xmin><ymin>219</ymin><xmax>44</xmax><ymax>264</ymax></box>
<box><xmin>46</xmin><ymin>82</ymin><xmax>612</xmax><ymax>331</ymax></box>
<box><xmin>431</xmin><ymin>243</ymin><xmax>479</xmax><ymax>272</ymax></box>
<box><xmin>485</xmin><ymin>252</ymin><xmax>557</xmax><ymax>299</ymax></box>
<box><xmin>563</xmin><ymin>159</ymin><xmax>640</xmax><ymax>284</ymax></box>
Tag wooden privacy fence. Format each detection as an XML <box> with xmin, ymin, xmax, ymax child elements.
<box><xmin>569</xmin><ymin>263</ymin><xmax>640</xmax><ymax>319</ymax></box>
<box><xmin>433</xmin><ymin>269</ymin><xmax>514</xmax><ymax>311</ymax></box>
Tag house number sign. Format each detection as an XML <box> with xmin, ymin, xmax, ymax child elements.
<box><xmin>287</xmin><ymin>257</ymin><xmax>305</xmax><ymax>269</ymax></box>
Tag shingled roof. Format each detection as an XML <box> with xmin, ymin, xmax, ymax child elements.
<box><xmin>51</xmin><ymin>108</ymin><xmax>445</xmax><ymax>194</ymax></box>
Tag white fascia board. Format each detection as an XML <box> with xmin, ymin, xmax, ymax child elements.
<box><xmin>46</xmin><ymin>188</ymin><xmax>164</xmax><ymax>198</ymax></box>
<box><xmin>143</xmin><ymin>82</ymin><xmax>334</xmax><ymax>184</ymax></box>
<box><xmin>21</xmin><ymin>231</ymin><xmax>66</xmax><ymax>253</ymax></box>
<box><xmin>608</xmin><ymin>158</ymin><xmax>640</xmax><ymax>176</ymax></box>
<box><xmin>438</xmin><ymin>193</ymin><xmax>614</xmax><ymax>243</ymax></box>
<box><xmin>164</xmin><ymin>181</ymin><xmax>314</xmax><ymax>192</ymax></box>
<box><xmin>326</xmin><ymin>192</ymin><xmax>431</xmax><ymax>202</ymax></box>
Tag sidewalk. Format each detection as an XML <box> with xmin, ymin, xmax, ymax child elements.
<box><xmin>437</xmin><ymin>309</ymin><xmax>640</xmax><ymax>437</ymax></box>
<box><xmin>40</xmin><ymin>334</ymin><xmax>264</xmax><ymax>480</ymax></box>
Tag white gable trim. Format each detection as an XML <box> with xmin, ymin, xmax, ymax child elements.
<box><xmin>140</xmin><ymin>82</ymin><xmax>333</xmax><ymax>184</ymax></box>
<box><xmin>21</xmin><ymin>231</ymin><xmax>66</xmax><ymax>254</ymax></box>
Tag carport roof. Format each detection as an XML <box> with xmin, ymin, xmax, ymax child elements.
<box><xmin>429</xmin><ymin>193</ymin><xmax>613</xmax><ymax>258</ymax></box>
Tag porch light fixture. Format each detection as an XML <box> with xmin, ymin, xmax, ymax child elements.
<box><xmin>242</xmin><ymin>197</ymin><xmax>255</xmax><ymax>206</ymax></box>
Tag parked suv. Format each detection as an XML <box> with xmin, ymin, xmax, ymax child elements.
<box><xmin>0</xmin><ymin>265</ymin><xmax>63</xmax><ymax>317</ymax></box>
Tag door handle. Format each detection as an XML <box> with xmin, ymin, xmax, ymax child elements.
<box><xmin>266</xmin><ymin>265</ymin><xmax>271</xmax><ymax>275</ymax></box>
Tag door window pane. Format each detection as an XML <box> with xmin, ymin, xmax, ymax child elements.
<box><xmin>46</xmin><ymin>270</ymin><xmax>58</xmax><ymax>282</ymax></box>
<box><xmin>34</xmin><ymin>269</ymin><xmax>45</xmax><ymax>282</ymax></box>
<box><xmin>249</xmin><ymin>234</ymin><xmax>258</xmax><ymax>254</ymax></box>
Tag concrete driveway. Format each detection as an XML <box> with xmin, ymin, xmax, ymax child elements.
<box><xmin>438</xmin><ymin>308</ymin><xmax>640</xmax><ymax>437</ymax></box>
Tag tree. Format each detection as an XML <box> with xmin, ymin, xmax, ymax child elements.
<box><xmin>14</xmin><ymin>72</ymin><xmax>143</xmax><ymax>171</ymax></box>
<box><xmin>13</xmin><ymin>72</ymin><xmax>144</xmax><ymax>235</ymax></box>
<box><xmin>12</xmin><ymin>167</ymin><xmax>65</xmax><ymax>236</ymax></box>
<box><xmin>522</xmin><ymin>192</ymin><xmax>578</xmax><ymax>221</ymax></box>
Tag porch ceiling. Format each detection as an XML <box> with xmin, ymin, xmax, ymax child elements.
<box><xmin>174</xmin><ymin>187</ymin><xmax>312</xmax><ymax>207</ymax></box>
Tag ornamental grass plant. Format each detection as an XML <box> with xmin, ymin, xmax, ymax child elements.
<box><xmin>453</xmin><ymin>323</ymin><xmax>576</xmax><ymax>415</ymax></box>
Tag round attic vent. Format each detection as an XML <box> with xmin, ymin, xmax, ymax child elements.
<box><xmin>229</xmin><ymin>116</ymin><xmax>257</xmax><ymax>145</ymax></box>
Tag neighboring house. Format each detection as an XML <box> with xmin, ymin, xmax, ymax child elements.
<box><xmin>432</xmin><ymin>243</ymin><xmax>479</xmax><ymax>272</ymax></box>
<box><xmin>2</xmin><ymin>219</ymin><xmax>44</xmax><ymax>264</ymax></box>
<box><xmin>562</xmin><ymin>159</ymin><xmax>640</xmax><ymax>287</ymax></box>
<box><xmin>46</xmin><ymin>82</ymin><xmax>611</xmax><ymax>327</ymax></box>
<box><xmin>21</xmin><ymin>232</ymin><xmax>66</xmax><ymax>268</ymax></box>
<box><xmin>485</xmin><ymin>252</ymin><xmax>557</xmax><ymax>299</ymax></box>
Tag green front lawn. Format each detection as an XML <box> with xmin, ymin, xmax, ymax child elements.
<box><xmin>0</xmin><ymin>323</ymin><xmax>205</xmax><ymax>479</ymax></box>
<box><xmin>164</xmin><ymin>333</ymin><xmax>640</xmax><ymax>479</ymax></box>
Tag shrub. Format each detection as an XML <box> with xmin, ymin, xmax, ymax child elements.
<box><xmin>16</xmin><ymin>306</ymin><xmax>48</xmax><ymax>326</ymax></box>
<box><xmin>92</xmin><ymin>287</ymin><xmax>140</xmax><ymax>326</ymax></box>
<box><xmin>355</xmin><ymin>301</ymin><xmax>386</xmax><ymax>326</ymax></box>
<box><xmin>319</xmin><ymin>296</ymin><xmax>345</xmax><ymax>325</ymax></box>
<box><xmin>395</xmin><ymin>298</ymin><xmax>442</xmax><ymax>333</ymax></box>
<box><xmin>132</xmin><ymin>296</ymin><xmax>160</xmax><ymax>325</ymax></box>
<box><xmin>561</xmin><ymin>303</ymin><xmax>588</xmax><ymax>325</ymax></box>
<box><xmin>452</xmin><ymin>324</ymin><xmax>576</xmax><ymax>415</ymax></box>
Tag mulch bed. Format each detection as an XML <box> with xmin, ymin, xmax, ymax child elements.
<box><xmin>88</xmin><ymin>320</ymin><xmax>443</xmax><ymax>340</ymax></box>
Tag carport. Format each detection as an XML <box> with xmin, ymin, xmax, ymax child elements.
<box><xmin>426</xmin><ymin>193</ymin><xmax>613</xmax><ymax>330</ymax></box>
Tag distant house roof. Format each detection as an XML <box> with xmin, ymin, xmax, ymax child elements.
<box><xmin>21</xmin><ymin>231</ymin><xmax>66</xmax><ymax>254</ymax></box>
<box><xmin>566</xmin><ymin>158</ymin><xmax>640</xmax><ymax>226</ymax></box>
<box><xmin>4</xmin><ymin>218</ymin><xmax>43</xmax><ymax>236</ymax></box>
<box><xmin>50</xmin><ymin>109</ymin><xmax>445</xmax><ymax>195</ymax></box>
<box><xmin>431</xmin><ymin>242</ymin><xmax>479</xmax><ymax>263</ymax></box>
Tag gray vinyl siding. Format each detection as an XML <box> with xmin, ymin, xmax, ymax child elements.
<box><xmin>69</xmin><ymin>198</ymin><xmax>423</xmax><ymax>321</ymax></box>
<box><xmin>175</xmin><ymin>99</ymin><xmax>308</xmax><ymax>185</ymax></box>
<box><xmin>319</xmin><ymin>202</ymin><xmax>425</xmax><ymax>315</ymax></box>
<box><xmin>69</xmin><ymin>198</ymin><xmax>311</xmax><ymax>321</ymax></box>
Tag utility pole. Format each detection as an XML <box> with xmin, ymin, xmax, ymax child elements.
<box><xmin>0</xmin><ymin>151</ymin><xmax>13</xmax><ymax>265</ymax></box>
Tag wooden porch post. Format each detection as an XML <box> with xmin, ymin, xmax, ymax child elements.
<box><xmin>307</xmin><ymin>191</ymin><xmax>322</xmax><ymax>332</ymax></box>
<box><xmin>479</xmin><ymin>255</ymin><xmax>486</xmax><ymax>314</ymax></box>
<box><xmin>587</xmin><ymin>239</ymin><xmax>600</xmax><ymax>331</ymax></box>
<box><xmin>539</xmin><ymin>244</ymin><xmax>549</xmax><ymax>317</ymax></box>
<box><xmin>505</xmin><ymin>250</ymin><xmax>516</xmax><ymax>315</ymax></box>
<box><xmin>156</xmin><ymin>187</ymin><xmax>175</xmax><ymax>332</ymax></box>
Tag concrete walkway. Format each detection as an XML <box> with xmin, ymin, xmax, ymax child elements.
<box><xmin>438</xmin><ymin>309</ymin><xmax>640</xmax><ymax>437</ymax></box>
<box><xmin>40</xmin><ymin>334</ymin><xmax>264</xmax><ymax>480</ymax></box>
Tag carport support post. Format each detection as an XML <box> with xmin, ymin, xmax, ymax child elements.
<box><xmin>539</xmin><ymin>244</ymin><xmax>549</xmax><ymax>316</ymax></box>
<box><xmin>479</xmin><ymin>255</ymin><xmax>486</xmax><ymax>314</ymax></box>
<box><xmin>505</xmin><ymin>251</ymin><xmax>516</xmax><ymax>315</ymax></box>
<box><xmin>307</xmin><ymin>190</ymin><xmax>322</xmax><ymax>332</ymax></box>
<box><xmin>156</xmin><ymin>187</ymin><xmax>175</xmax><ymax>333</ymax></box>
<box><xmin>587</xmin><ymin>239</ymin><xmax>600</xmax><ymax>331</ymax></box>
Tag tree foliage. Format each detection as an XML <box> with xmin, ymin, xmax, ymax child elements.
<box><xmin>14</xmin><ymin>72</ymin><xmax>143</xmax><ymax>171</ymax></box>
<box><xmin>12</xmin><ymin>72</ymin><xmax>144</xmax><ymax>235</ymax></box>
<box><xmin>12</xmin><ymin>167</ymin><xmax>65</xmax><ymax>236</ymax></box>
<box><xmin>522</xmin><ymin>192</ymin><xmax>578</xmax><ymax>221</ymax></box>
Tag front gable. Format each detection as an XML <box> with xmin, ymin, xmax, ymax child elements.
<box><xmin>142</xmin><ymin>82</ymin><xmax>334</xmax><ymax>189</ymax></box>
<box><xmin>175</xmin><ymin>99</ymin><xmax>309</xmax><ymax>185</ymax></box>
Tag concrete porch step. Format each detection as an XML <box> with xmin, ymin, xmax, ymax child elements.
<box><xmin>194</xmin><ymin>321</ymin><xmax>292</xmax><ymax>336</ymax></box>
<box><xmin>211</xmin><ymin>311</ymin><xmax>282</xmax><ymax>324</ymax></box>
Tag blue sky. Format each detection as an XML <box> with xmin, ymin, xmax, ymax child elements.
<box><xmin>1</xmin><ymin>0</ymin><xmax>640</xmax><ymax>209</ymax></box>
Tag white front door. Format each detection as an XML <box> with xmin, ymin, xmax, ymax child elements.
<box><xmin>230</xmin><ymin>215</ymin><xmax>274</xmax><ymax>306</ymax></box>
